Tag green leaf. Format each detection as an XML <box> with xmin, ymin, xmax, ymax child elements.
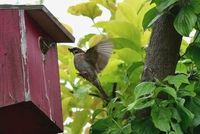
<box><xmin>112</xmin><ymin>38</ymin><xmax>142</xmax><ymax>52</ymax></box>
<box><xmin>115</xmin><ymin>48</ymin><xmax>143</xmax><ymax>64</ymax></box>
<box><xmin>134</xmin><ymin>99</ymin><xmax>155</xmax><ymax>110</ymax></box>
<box><xmin>190</xmin><ymin>0</ymin><xmax>200</xmax><ymax>14</ymax></box>
<box><xmin>176</xmin><ymin>98</ymin><xmax>186</xmax><ymax>106</ymax></box>
<box><xmin>128</xmin><ymin>97</ymin><xmax>155</xmax><ymax>110</ymax></box>
<box><xmin>127</xmin><ymin>61</ymin><xmax>144</xmax><ymax>78</ymax></box>
<box><xmin>134</xmin><ymin>82</ymin><xmax>156</xmax><ymax>99</ymax></box>
<box><xmin>194</xmin><ymin>81</ymin><xmax>200</xmax><ymax>94</ymax></box>
<box><xmin>131</xmin><ymin>118</ymin><xmax>159</xmax><ymax>134</ymax></box>
<box><xmin>156</xmin><ymin>0</ymin><xmax>178</xmax><ymax>12</ymax></box>
<box><xmin>92</xmin><ymin>109</ymin><xmax>106</xmax><ymax>120</ymax></box>
<box><xmin>159</xmin><ymin>86</ymin><xmax>177</xmax><ymax>99</ymax></box>
<box><xmin>171</xmin><ymin>107</ymin><xmax>182</xmax><ymax>123</ymax></box>
<box><xmin>171</xmin><ymin>122</ymin><xmax>184</xmax><ymax>134</ymax></box>
<box><xmin>68</xmin><ymin>2</ymin><xmax>102</xmax><ymax>19</ymax></box>
<box><xmin>91</xmin><ymin>0</ymin><xmax>116</xmax><ymax>14</ymax></box>
<box><xmin>95</xmin><ymin>21</ymin><xmax>141</xmax><ymax>44</ymax></box>
<box><xmin>90</xmin><ymin>118</ymin><xmax>119</xmax><ymax>134</ymax></box>
<box><xmin>159</xmin><ymin>100</ymin><xmax>174</xmax><ymax>107</ymax></box>
<box><xmin>193</xmin><ymin>31</ymin><xmax>200</xmax><ymax>43</ymax></box>
<box><xmin>90</xmin><ymin>118</ymin><xmax>112</xmax><ymax>133</ymax></box>
<box><xmin>180</xmin><ymin>58</ymin><xmax>193</xmax><ymax>65</ymax></box>
<box><xmin>78</xmin><ymin>34</ymin><xmax>95</xmax><ymax>47</ymax></box>
<box><xmin>107</xmin><ymin>101</ymin><xmax>127</xmax><ymax>119</ymax></box>
<box><xmin>174</xmin><ymin>6</ymin><xmax>197</xmax><ymax>36</ymax></box>
<box><xmin>127</xmin><ymin>63</ymin><xmax>143</xmax><ymax>85</ymax></box>
<box><xmin>177</xmin><ymin>89</ymin><xmax>196</xmax><ymax>97</ymax></box>
<box><xmin>143</xmin><ymin>7</ymin><xmax>162</xmax><ymax>29</ymax></box>
<box><xmin>151</xmin><ymin>0</ymin><xmax>162</xmax><ymax>5</ymax></box>
<box><xmin>100</xmin><ymin>59</ymin><xmax>124</xmax><ymax>83</ymax></box>
<box><xmin>121</xmin><ymin>123</ymin><xmax>132</xmax><ymax>134</ymax></box>
<box><xmin>115</xmin><ymin>2</ymin><xmax>137</xmax><ymax>24</ymax></box>
<box><xmin>196</xmin><ymin>17</ymin><xmax>200</xmax><ymax>30</ymax></box>
<box><xmin>88</xmin><ymin>34</ymin><xmax>105</xmax><ymax>47</ymax></box>
<box><xmin>176</xmin><ymin>61</ymin><xmax>188</xmax><ymax>74</ymax></box>
<box><xmin>71</xmin><ymin>110</ymin><xmax>90</xmax><ymax>134</ymax></box>
<box><xmin>186</xmin><ymin>43</ymin><xmax>200</xmax><ymax>69</ymax></box>
<box><xmin>62</xmin><ymin>97</ymin><xmax>72</xmax><ymax>120</ymax></box>
<box><xmin>186</xmin><ymin>97</ymin><xmax>200</xmax><ymax>127</ymax></box>
<box><xmin>164</xmin><ymin>74</ymin><xmax>189</xmax><ymax>89</ymax></box>
<box><xmin>151</xmin><ymin>104</ymin><xmax>172</xmax><ymax>132</ymax></box>
<box><xmin>177</xmin><ymin>103</ymin><xmax>194</xmax><ymax>130</ymax></box>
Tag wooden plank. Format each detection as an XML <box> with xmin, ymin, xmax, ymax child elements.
<box><xmin>0</xmin><ymin>5</ymin><xmax>75</xmax><ymax>43</ymax></box>
<box><xmin>25</xmin><ymin>12</ymin><xmax>63</xmax><ymax>130</ymax></box>
<box><xmin>0</xmin><ymin>10</ymin><xmax>25</xmax><ymax>106</ymax></box>
<box><xmin>0</xmin><ymin>5</ymin><xmax>44</xmax><ymax>10</ymax></box>
<box><xmin>0</xmin><ymin>9</ymin><xmax>63</xmax><ymax>133</ymax></box>
<box><xmin>27</xmin><ymin>6</ymin><xmax>75</xmax><ymax>43</ymax></box>
<box><xmin>43</xmin><ymin>45</ymin><xmax>63</xmax><ymax>129</ymax></box>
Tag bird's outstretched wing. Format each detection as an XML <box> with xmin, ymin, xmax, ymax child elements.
<box><xmin>85</xmin><ymin>39</ymin><xmax>113</xmax><ymax>73</ymax></box>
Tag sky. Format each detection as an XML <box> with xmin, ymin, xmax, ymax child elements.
<box><xmin>0</xmin><ymin>0</ymin><xmax>111</xmax><ymax>45</ymax></box>
<box><xmin>44</xmin><ymin>0</ymin><xmax>111</xmax><ymax>45</ymax></box>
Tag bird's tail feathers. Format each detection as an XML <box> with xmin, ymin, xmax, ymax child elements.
<box><xmin>78</xmin><ymin>73</ymin><xmax>109</xmax><ymax>101</ymax></box>
<box><xmin>93</xmin><ymin>79</ymin><xmax>109</xmax><ymax>101</ymax></box>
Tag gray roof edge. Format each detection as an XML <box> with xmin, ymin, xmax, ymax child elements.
<box><xmin>41</xmin><ymin>5</ymin><xmax>75</xmax><ymax>42</ymax></box>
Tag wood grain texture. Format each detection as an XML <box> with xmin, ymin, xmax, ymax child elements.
<box><xmin>0</xmin><ymin>5</ymin><xmax>75</xmax><ymax>43</ymax></box>
<box><xmin>25</xmin><ymin>12</ymin><xmax>63</xmax><ymax>130</ymax></box>
<box><xmin>0</xmin><ymin>10</ymin><xmax>24</xmax><ymax>106</ymax></box>
<box><xmin>0</xmin><ymin>9</ymin><xmax>63</xmax><ymax>133</ymax></box>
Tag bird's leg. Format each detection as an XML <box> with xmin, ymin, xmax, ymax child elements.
<box><xmin>92</xmin><ymin>79</ymin><xmax>109</xmax><ymax>102</ymax></box>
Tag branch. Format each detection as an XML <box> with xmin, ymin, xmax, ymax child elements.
<box><xmin>112</xmin><ymin>82</ymin><xmax>117</xmax><ymax>98</ymax></box>
<box><xmin>88</xmin><ymin>93</ymin><xmax>101</xmax><ymax>98</ymax></box>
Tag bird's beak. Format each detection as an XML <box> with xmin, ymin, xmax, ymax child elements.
<box><xmin>68</xmin><ymin>48</ymin><xmax>73</xmax><ymax>53</ymax></box>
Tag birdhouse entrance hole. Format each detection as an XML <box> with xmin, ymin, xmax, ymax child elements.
<box><xmin>39</xmin><ymin>36</ymin><xmax>55</xmax><ymax>55</ymax></box>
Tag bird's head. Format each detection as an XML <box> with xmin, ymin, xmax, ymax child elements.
<box><xmin>68</xmin><ymin>47</ymin><xmax>85</xmax><ymax>55</ymax></box>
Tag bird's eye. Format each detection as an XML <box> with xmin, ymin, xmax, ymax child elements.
<box><xmin>74</xmin><ymin>50</ymin><xmax>79</xmax><ymax>54</ymax></box>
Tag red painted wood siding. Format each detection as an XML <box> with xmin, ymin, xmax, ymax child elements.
<box><xmin>0</xmin><ymin>10</ymin><xmax>25</xmax><ymax>106</ymax></box>
<box><xmin>0</xmin><ymin>9</ymin><xmax>63</xmax><ymax>132</ymax></box>
<box><xmin>25</xmin><ymin>12</ymin><xmax>63</xmax><ymax>129</ymax></box>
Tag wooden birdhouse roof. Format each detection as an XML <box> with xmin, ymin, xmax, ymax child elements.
<box><xmin>0</xmin><ymin>5</ymin><xmax>75</xmax><ymax>43</ymax></box>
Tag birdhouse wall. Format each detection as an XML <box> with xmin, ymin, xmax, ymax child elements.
<box><xmin>24</xmin><ymin>12</ymin><xmax>63</xmax><ymax>129</ymax></box>
<box><xmin>0</xmin><ymin>9</ymin><xmax>25</xmax><ymax>107</ymax></box>
<box><xmin>0</xmin><ymin>9</ymin><xmax>63</xmax><ymax>133</ymax></box>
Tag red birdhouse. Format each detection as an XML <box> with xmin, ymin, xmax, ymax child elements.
<box><xmin>0</xmin><ymin>5</ymin><xmax>74</xmax><ymax>134</ymax></box>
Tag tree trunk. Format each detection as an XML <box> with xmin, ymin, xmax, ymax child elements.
<box><xmin>142</xmin><ymin>8</ymin><xmax>182</xmax><ymax>81</ymax></box>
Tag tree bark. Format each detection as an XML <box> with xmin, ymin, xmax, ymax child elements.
<box><xmin>142</xmin><ymin>8</ymin><xmax>182</xmax><ymax>81</ymax></box>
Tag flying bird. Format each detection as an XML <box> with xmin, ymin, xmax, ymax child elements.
<box><xmin>68</xmin><ymin>39</ymin><xmax>113</xmax><ymax>101</ymax></box>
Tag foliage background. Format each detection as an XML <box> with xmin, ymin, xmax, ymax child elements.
<box><xmin>59</xmin><ymin>0</ymin><xmax>200</xmax><ymax>134</ymax></box>
<box><xmin>5</xmin><ymin>0</ymin><xmax>200</xmax><ymax>133</ymax></box>
<box><xmin>59</xmin><ymin>0</ymin><xmax>152</xmax><ymax>133</ymax></box>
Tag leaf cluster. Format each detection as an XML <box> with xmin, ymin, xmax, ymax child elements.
<box><xmin>61</xmin><ymin>0</ymin><xmax>151</xmax><ymax>133</ymax></box>
<box><xmin>59</xmin><ymin>0</ymin><xmax>200</xmax><ymax>133</ymax></box>
<box><xmin>143</xmin><ymin>0</ymin><xmax>200</xmax><ymax>36</ymax></box>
